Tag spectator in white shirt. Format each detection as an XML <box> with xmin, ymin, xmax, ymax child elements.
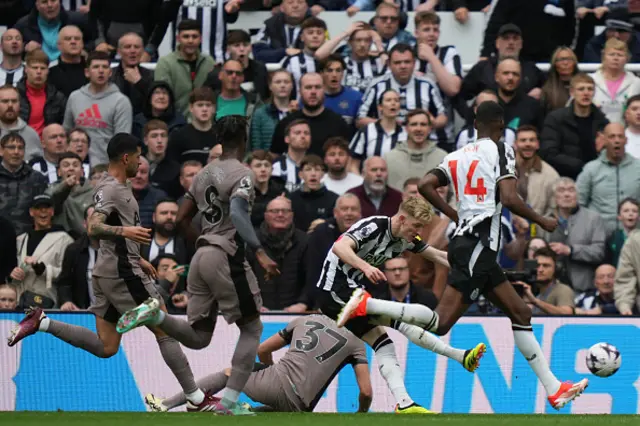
<box><xmin>624</xmin><ymin>94</ymin><xmax>640</xmax><ymax>159</ymax></box>
<box><xmin>321</xmin><ymin>136</ymin><xmax>363</xmax><ymax>195</ymax></box>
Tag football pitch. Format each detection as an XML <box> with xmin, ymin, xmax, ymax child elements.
<box><xmin>2</xmin><ymin>412</ymin><xmax>638</xmax><ymax>426</ymax></box>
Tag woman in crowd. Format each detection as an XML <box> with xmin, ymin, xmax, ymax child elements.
<box><xmin>591</xmin><ymin>38</ymin><xmax>640</xmax><ymax>123</ymax></box>
<box><xmin>250</xmin><ymin>70</ymin><xmax>295</xmax><ymax>151</ymax></box>
<box><xmin>540</xmin><ymin>47</ymin><xmax>579</xmax><ymax>117</ymax></box>
<box><xmin>132</xmin><ymin>81</ymin><xmax>187</xmax><ymax>140</ymax></box>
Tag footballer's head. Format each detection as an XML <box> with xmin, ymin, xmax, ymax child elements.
<box><xmin>475</xmin><ymin>100</ymin><xmax>505</xmax><ymax>143</ymax></box>
<box><xmin>215</xmin><ymin>115</ymin><xmax>248</xmax><ymax>160</ymax></box>
<box><xmin>107</xmin><ymin>133</ymin><xmax>141</xmax><ymax>178</ymax></box>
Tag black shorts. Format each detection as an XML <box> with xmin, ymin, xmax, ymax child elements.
<box><xmin>318</xmin><ymin>286</ymin><xmax>377</xmax><ymax>339</ymax></box>
<box><xmin>448</xmin><ymin>234</ymin><xmax>507</xmax><ymax>304</ymax></box>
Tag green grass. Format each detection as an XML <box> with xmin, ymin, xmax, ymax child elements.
<box><xmin>1</xmin><ymin>413</ymin><xmax>638</xmax><ymax>426</ymax></box>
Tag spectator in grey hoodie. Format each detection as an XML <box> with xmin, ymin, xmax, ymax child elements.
<box><xmin>0</xmin><ymin>85</ymin><xmax>41</xmax><ymax>161</ymax></box>
<box><xmin>63</xmin><ymin>51</ymin><xmax>133</xmax><ymax>166</ymax></box>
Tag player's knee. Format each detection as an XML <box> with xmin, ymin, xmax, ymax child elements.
<box><xmin>101</xmin><ymin>343</ymin><xmax>119</xmax><ymax>358</ymax></box>
<box><xmin>238</xmin><ymin>316</ymin><xmax>263</xmax><ymax>337</ymax></box>
<box><xmin>433</xmin><ymin>322</ymin><xmax>452</xmax><ymax>336</ymax></box>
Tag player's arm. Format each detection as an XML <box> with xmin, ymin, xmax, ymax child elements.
<box><xmin>332</xmin><ymin>235</ymin><xmax>386</xmax><ymax>283</ymax></box>
<box><xmin>419</xmin><ymin>245</ymin><xmax>450</xmax><ymax>268</ymax></box>
<box><xmin>353</xmin><ymin>363</ymin><xmax>372</xmax><ymax>413</ymax></box>
<box><xmin>498</xmin><ymin>178</ymin><xmax>554</xmax><ymax>231</ymax></box>
<box><xmin>176</xmin><ymin>195</ymin><xmax>199</xmax><ymax>246</ymax></box>
<box><xmin>419</xmin><ymin>170</ymin><xmax>459</xmax><ymax>224</ymax></box>
<box><xmin>87</xmin><ymin>211</ymin><xmax>151</xmax><ymax>244</ymax></box>
<box><xmin>257</xmin><ymin>332</ymin><xmax>289</xmax><ymax>365</ymax></box>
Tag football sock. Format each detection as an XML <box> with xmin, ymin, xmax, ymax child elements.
<box><xmin>157</xmin><ymin>314</ymin><xmax>213</xmax><ymax>350</ymax></box>
<box><xmin>45</xmin><ymin>319</ymin><xmax>107</xmax><ymax>358</ymax></box>
<box><xmin>156</xmin><ymin>335</ymin><xmax>201</xmax><ymax>399</ymax></box>
<box><xmin>513</xmin><ymin>326</ymin><xmax>561</xmax><ymax>395</ymax></box>
<box><xmin>396</xmin><ymin>322</ymin><xmax>464</xmax><ymax>363</ymax></box>
<box><xmin>366</xmin><ymin>298</ymin><xmax>439</xmax><ymax>331</ymax></box>
<box><xmin>223</xmin><ymin>318</ymin><xmax>263</xmax><ymax>408</ymax></box>
<box><xmin>163</xmin><ymin>371</ymin><xmax>229</xmax><ymax>410</ymax></box>
<box><xmin>373</xmin><ymin>334</ymin><xmax>414</xmax><ymax>409</ymax></box>
<box><xmin>184</xmin><ymin>389</ymin><xmax>205</xmax><ymax>406</ymax></box>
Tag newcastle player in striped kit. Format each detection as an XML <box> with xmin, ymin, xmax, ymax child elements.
<box><xmin>317</xmin><ymin>196</ymin><xmax>486</xmax><ymax>414</ymax></box>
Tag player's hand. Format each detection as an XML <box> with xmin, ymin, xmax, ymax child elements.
<box><xmin>362</xmin><ymin>265</ymin><xmax>386</xmax><ymax>284</ymax></box>
<box><xmin>60</xmin><ymin>302</ymin><xmax>80</xmax><ymax>311</ymax></box>
<box><xmin>454</xmin><ymin>7</ymin><xmax>469</xmax><ymax>23</ymax></box>
<box><xmin>140</xmin><ymin>258</ymin><xmax>158</xmax><ymax>280</ymax></box>
<box><xmin>256</xmin><ymin>249</ymin><xmax>280</xmax><ymax>280</ymax></box>
<box><xmin>539</xmin><ymin>217</ymin><xmax>558</xmax><ymax>233</ymax></box>
<box><xmin>123</xmin><ymin>226</ymin><xmax>152</xmax><ymax>244</ymax></box>
<box><xmin>172</xmin><ymin>293</ymin><xmax>189</xmax><ymax>308</ymax></box>
<box><xmin>10</xmin><ymin>267</ymin><xmax>25</xmax><ymax>282</ymax></box>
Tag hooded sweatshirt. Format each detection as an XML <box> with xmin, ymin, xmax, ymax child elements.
<box><xmin>132</xmin><ymin>81</ymin><xmax>187</xmax><ymax>139</ymax></box>
<box><xmin>63</xmin><ymin>83</ymin><xmax>133</xmax><ymax>166</ymax></box>
<box><xmin>0</xmin><ymin>118</ymin><xmax>42</xmax><ymax>161</ymax></box>
<box><xmin>45</xmin><ymin>178</ymin><xmax>94</xmax><ymax>238</ymax></box>
<box><xmin>0</xmin><ymin>162</ymin><xmax>49</xmax><ymax>235</ymax></box>
<box><xmin>289</xmin><ymin>186</ymin><xmax>339</xmax><ymax>232</ymax></box>
<box><xmin>384</xmin><ymin>141</ymin><xmax>448</xmax><ymax>192</ymax></box>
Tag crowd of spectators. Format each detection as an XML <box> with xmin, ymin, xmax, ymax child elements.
<box><xmin>1</xmin><ymin>0</ymin><xmax>640</xmax><ymax>317</ymax></box>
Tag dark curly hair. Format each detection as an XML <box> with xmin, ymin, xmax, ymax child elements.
<box><xmin>215</xmin><ymin>115</ymin><xmax>248</xmax><ymax>152</ymax></box>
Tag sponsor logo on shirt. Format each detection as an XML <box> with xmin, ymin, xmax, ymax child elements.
<box><xmin>75</xmin><ymin>104</ymin><xmax>108</xmax><ymax>129</ymax></box>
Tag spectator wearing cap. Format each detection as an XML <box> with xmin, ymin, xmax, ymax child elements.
<box><xmin>0</xmin><ymin>215</ymin><xmax>17</xmax><ymax>283</ymax></box>
<box><xmin>247</xmin><ymin>196</ymin><xmax>311</xmax><ymax>312</ymax></box>
<box><xmin>131</xmin><ymin>156</ymin><xmax>169</xmax><ymax>228</ymax></box>
<box><xmin>55</xmin><ymin>204</ymin><xmax>97</xmax><ymax>311</ymax></box>
<box><xmin>0</xmin><ymin>132</ymin><xmax>49</xmax><ymax>235</ymax></box>
<box><xmin>10</xmin><ymin>193</ymin><xmax>73</xmax><ymax>309</ymax></box>
<box><xmin>154</xmin><ymin>19</ymin><xmax>215</xmax><ymax>118</ymax></box>
<box><xmin>143</xmin><ymin>120</ymin><xmax>182</xmax><ymax>200</ymax></box>
<box><xmin>204</xmin><ymin>30</ymin><xmax>270</xmax><ymax>101</ymax></box>
<box><xmin>348</xmin><ymin>156</ymin><xmax>402</xmax><ymax>217</ymax></box>
<box><xmin>246</xmin><ymin>150</ymin><xmax>286</xmax><ymax>228</ymax></box>
<box><xmin>584</xmin><ymin>9</ymin><xmax>640</xmax><ymax>63</ymax></box>
<box><xmin>289</xmin><ymin>154</ymin><xmax>339</xmax><ymax>232</ymax></box>
<box><xmin>460</xmin><ymin>24</ymin><xmax>545</xmax><ymax>122</ymax></box>
<box><xmin>132</xmin><ymin>81</ymin><xmax>187</xmax><ymax>140</ymax></box>
<box><xmin>45</xmin><ymin>151</ymin><xmax>93</xmax><ymax>238</ymax></box>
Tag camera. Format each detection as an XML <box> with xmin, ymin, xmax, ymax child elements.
<box><xmin>504</xmin><ymin>259</ymin><xmax>538</xmax><ymax>297</ymax></box>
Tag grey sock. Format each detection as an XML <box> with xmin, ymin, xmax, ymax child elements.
<box><xmin>157</xmin><ymin>336</ymin><xmax>198</xmax><ymax>394</ymax></box>
<box><xmin>159</xmin><ymin>314</ymin><xmax>213</xmax><ymax>350</ymax></box>
<box><xmin>47</xmin><ymin>319</ymin><xmax>107</xmax><ymax>358</ymax></box>
<box><xmin>163</xmin><ymin>371</ymin><xmax>229</xmax><ymax>410</ymax></box>
<box><xmin>225</xmin><ymin>318</ymin><xmax>263</xmax><ymax>399</ymax></box>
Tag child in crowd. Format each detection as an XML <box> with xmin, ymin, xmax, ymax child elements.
<box><xmin>607</xmin><ymin>197</ymin><xmax>640</xmax><ymax>267</ymax></box>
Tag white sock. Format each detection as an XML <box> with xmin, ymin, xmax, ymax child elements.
<box><xmin>397</xmin><ymin>322</ymin><xmax>464</xmax><ymax>363</ymax></box>
<box><xmin>185</xmin><ymin>388</ymin><xmax>205</xmax><ymax>405</ymax></box>
<box><xmin>221</xmin><ymin>388</ymin><xmax>240</xmax><ymax>408</ymax></box>
<box><xmin>513</xmin><ymin>328</ymin><xmax>561</xmax><ymax>395</ymax></box>
<box><xmin>366</xmin><ymin>298</ymin><xmax>439</xmax><ymax>331</ymax></box>
<box><xmin>39</xmin><ymin>316</ymin><xmax>50</xmax><ymax>332</ymax></box>
<box><xmin>375</xmin><ymin>342</ymin><xmax>414</xmax><ymax>408</ymax></box>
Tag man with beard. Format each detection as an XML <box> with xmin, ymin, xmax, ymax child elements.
<box><xmin>321</xmin><ymin>137</ymin><xmax>363</xmax><ymax>195</ymax></box>
<box><xmin>0</xmin><ymin>29</ymin><xmax>25</xmax><ymax>86</ymax></box>
<box><xmin>306</xmin><ymin>193</ymin><xmax>362</xmax><ymax>288</ymax></box>
<box><xmin>144</xmin><ymin>120</ymin><xmax>182</xmax><ymax>200</ymax></box>
<box><xmin>514</xmin><ymin>125</ymin><xmax>559</xmax><ymax>217</ymax></box>
<box><xmin>271</xmin><ymin>119</ymin><xmax>311</xmax><ymax>192</ymax></box>
<box><xmin>0</xmin><ymin>85</ymin><xmax>41</xmax><ymax>161</ymax></box>
<box><xmin>494</xmin><ymin>57</ymin><xmax>543</xmax><ymax>133</ymax></box>
<box><xmin>270</xmin><ymin>73</ymin><xmax>352</xmax><ymax>157</ymax></box>
<box><xmin>143</xmin><ymin>199</ymin><xmax>191</xmax><ymax>265</ymax></box>
<box><xmin>348</xmin><ymin>156</ymin><xmax>402</xmax><ymax>218</ymax></box>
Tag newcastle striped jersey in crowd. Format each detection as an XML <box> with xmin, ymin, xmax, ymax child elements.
<box><xmin>349</xmin><ymin>121</ymin><xmax>407</xmax><ymax>161</ymax></box>
<box><xmin>271</xmin><ymin>154</ymin><xmax>302</xmax><ymax>192</ymax></box>
<box><xmin>317</xmin><ymin>216</ymin><xmax>428</xmax><ymax>294</ymax></box>
<box><xmin>455</xmin><ymin>125</ymin><xmax>516</xmax><ymax>150</ymax></box>
<box><xmin>358</xmin><ymin>74</ymin><xmax>445</xmax><ymax>126</ymax></box>
<box><xmin>343</xmin><ymin>55</ymin><xmax>387</xmax><ymax>94</ymax></box>
<box><xmin>0</xmin><ymin>66</ymin><xmax>24</xmax><ymax>87</ymax></box>
<box><xmin>434</xmin><ymin>138</ymin><xmax>517</xmax><ymax>252</ymax></box>
<box><xmin>416</xmin><ymin>45</ymin><xmax>463</xmax><ymax>144</ymax></box>
<box><xmin>282</xmin><ymin>52</ymin><xmax>318</xmax><ymax>89</ymax></box>
<box><xmin>253</xmin><ymin>23</ymin><xmax>301</xmax><ymax>49</ymax></box>
<box><xmin>61</xmin><ymin>0</ymin><xmax>87</xmax><ymax>10</ymax></box>
<box><xmin>30</xmin><ymin>157</ymin><xmax>92</xmax><ymax>184</ymax></box>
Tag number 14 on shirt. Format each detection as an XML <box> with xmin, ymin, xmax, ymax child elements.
<box><xmin>449</xmin><ymin>159</ymin><xmax>487</xmax><ymax>203</ymax></box>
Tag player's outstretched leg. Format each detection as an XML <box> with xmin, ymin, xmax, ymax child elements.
<box><xmin>150</xmin><ymin>371</ymin><xmax>229</xmax><ymax>411</ymax></box>
<box><xmin>337</xmin><ymin>288</ymin><xmax>439</xmax><ymax>330</ymax></box>
<box><xmin>487</xmin><ymin>282</ymin><xmax>588</xmax><ymax>410</ymax></box>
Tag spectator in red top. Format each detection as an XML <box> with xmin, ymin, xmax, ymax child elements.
<box><xmin>17</xmin><ymin>49</ymin><xmax>66</xmax><ymax>137</ymax></box>
<box><xmin>348</xmin><ymin>156</ymin><xmax>402</xmax><ymax>218</ymax></box>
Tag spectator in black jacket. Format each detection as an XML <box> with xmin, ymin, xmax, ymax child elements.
<box><xmin>111</xmin><ymin>33</ymin><xmax>154</xmax><ymax>116</ymax></box>
<box><xmin>495</xmin><ymin>57</ymin><xmax>543</xmax><ymax>132</ymax></box>
<box><xmin>132</xmin><ymin>81</ymin><xmax>187</xmax><ymax>140</ymax></box>
<box><xmin>540</xmin><ymin>73</ymin><xmax>609</xmax><ymax>179</ymax></box>
<box><xmin>247</xmin><ymin>149</ymin><xmax>286</xmax><ymax>228</ymax></box>
<box><xmin>306</xmin><ymin>192</ymin><xmax>361</xmax><ymax>289</ymax></box>
<box><xmin>48</xmin><ymin>25</ymin><xmax>88</xmax><ymax>97</ymax></box>
<box><xmin>55</xmin><ymin>204</ymin><xmax>96</xmax><ymax>310</ymax></box>
<box><xmin>289</xmin><ymin>154</ymin><xmax>339</xmax><ymax>232</ymax></box>
<box><xmin>0</xmin><ymin>215</ymin><xmax>17</xmax><ymax>283</ymax></box>
<box><xmin>142</xmin><ymin>199</ymin><xmax>191</xmax><ymax>264</ymax></box>
<box><xmin>205</xmin><ymin>30</ymin><xmax>270</xmax><ymax>102</ymax></box>
<box><xmin>144</xmin><ymin>120</ymin><xmax>182</xmax><ymax>200</ymax></box>
<box><xmin>131</xmin><ymin>156</ymin><xmax>168</xmax><ymax>228</ymax></box>
<box><xmin>247</xmin><ymin>195</ymin><xmax>311</xmax><ymax>311</ymax></box>
<box><xmin>14</xmin><ymin>0</ymin><xmax>93</xmax><ymax>61</ymax></box>
<box><xmin>373</xmin><ymin>257</ymin><xmax>438</xmax><ymax>309</ymax></box>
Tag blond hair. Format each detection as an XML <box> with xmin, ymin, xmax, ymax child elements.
<box><xmin>399</xmin><ymin>196</ymin><xmax>434</xmax><ymax>224</ymax></box>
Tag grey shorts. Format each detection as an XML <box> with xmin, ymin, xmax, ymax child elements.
<box><xmin>89</xmin><ymin>275</ymin><xmax>161</xmax><ymax>324</ymax></box>
<box><xmin>187</xmin><ymin>245</ymin><xmax>262</xmax><ymax>326</ymax></box>
<box><xmin>244</xmin><ymin>367</ymin><xmax>304</xmax><ymax>412</ymax></box>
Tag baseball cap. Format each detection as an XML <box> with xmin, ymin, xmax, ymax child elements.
<box><xmin>31</xmin><ymin>194</ymin><xmax>53</xmax><ymax>209</ymax></box>
<box><xmin>497</xmin><ymin>24</ymin><xmax>522</xmax><ymax>38</ymax></box>
<box><xmin>606</xmin><ymin>16</ymin><xmax>634</xmax><ymax>32</ymax></box>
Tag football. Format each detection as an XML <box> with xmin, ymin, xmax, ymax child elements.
<box><xmin>586</xmin><ymin>342</ymin><xmax>621</xmax><ymax>378</ymax></box>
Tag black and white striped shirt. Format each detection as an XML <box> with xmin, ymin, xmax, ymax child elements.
<box><xmin>282</xmin><ymin>52</ymin><xmax>318</xmax><ymax>89</ymax></box>
<box><xmin>253</xmin><ymin>23</ymin><xmax>301</xmax><ymax>49</ymax></box>
<box><xmin>61</xmin><ymin>0</ymin><xmax>87</xmax><ymax>10</ymax></box>
<box><xmin>0</xmin><ymin>65</ymin><xmax>24</xmax><ymax>87</ymax></box>
<box><xmin>455</xmin><ymin>125</ymin><xmax>516</xmax><ymax>150</ymax></box>
<box><xmin>175</xmin><ymin>0</ymin><xmax>230</xmax><ymax>63</ymax></box>
<box><xmin>271</xmin><ymin>153</ymin><xmax>302</xmax><ymax>192</ymax></box>
<box><xmin>317</xmin><ymin>216</ymin><xmax>428</xmax><ymax>295</ymax></box>
<box><xmin>343</xmin><ymin>56</ymin><xmax>387</xmax><ymax>94</ymax></box>
<box><xmin>415</xmin><ymin>45</ymin><xmax>463</xmax><ymax>144</ymax></box>
<box><xmin>358</xmin><ymin>74</ymin><xmax>445</xmax><ymax>125</ymax></box>
<box><xmin>349</xmin><ymin>121</ymin><xmax>407</xmax><ymax>161</ymax></box>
